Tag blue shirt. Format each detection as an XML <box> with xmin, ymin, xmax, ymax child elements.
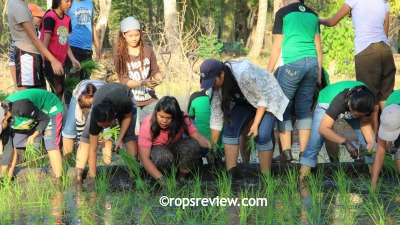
<box><xmin>67</xmin><ymin>0</ymin><xmax>94</xmax><ymax>50</ymax></box>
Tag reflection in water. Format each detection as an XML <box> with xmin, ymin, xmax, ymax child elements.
<box><xmin>50</xmin><ymin>190</ymin><xmax>63</xmax><ymax>224</ymax></box>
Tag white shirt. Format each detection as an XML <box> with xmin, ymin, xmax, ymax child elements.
<box><xmin>345</xmin><ymin>0</ymin><xmax>390</xmax><ymax>55</ymax></box>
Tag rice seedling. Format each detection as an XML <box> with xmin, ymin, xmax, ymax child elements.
<box><xmin>119</xmin><ymin>149</ymin><xmax>140</xmax><ymax>178</ymax></box>
<box><xmin>332</xmin><ymin>167</ymin><xmax>359</xmax><ymax>224</ymax></box>
<box><xmin>64</xmin><ymin>76</ymin><xmax>81</xmax><ymax>93</ymax></box>
<box><xmin>361</xmin><ymin>149</ymin><xmax>398</xmax><ymax>174</ymax></box>
<box><xmin>70</xmin><ymin>59</ymin><xmax>101</xmax><ymax>76</ymax></box>
<box><xmin>258</xmin><ymin>171</ymin><xmax>278</xmax><ymax>224</ymax></box>
<box><xmin>364</xmin><ymin>192</ymin><xmax>391</xmax><ymax>225</ymax></box>
<box><xmin>278</xmin><ymin>166</ymin><xmax>301</xmax><ymax>224</ymax></box>
<box><xmin>303</xmin><ymin>167</ymin><xmax>331</xmax><ymax>225</ymax></box>
<box><xmin>95</xmin><ymin>168</ymin><xmax>115</xmax><ymax>198</ymax></box>
<box><xmin>247</xmin><ymin>134</ymin><xmax>256</xmax><ymax>153</ymax></box>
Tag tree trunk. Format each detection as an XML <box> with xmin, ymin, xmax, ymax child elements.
<box><xmin>273</xmin><ymin>0</ymin><xmax>282</xmax><ymax>15</ymax></box>
<box><xmin>163</xmin><ymin>0</ymin><xmax>179</xmax><ymax>51</ymax></box>
<box><xmin>0</xmin><ymin>0</ymin><xmax>8</xmax><ymax>43</ymax></box>
<box><xmin>95</xmin><ymin>0</ymin><xmax>112</xmax><ymax>49</ymax></box>
<box><xmin>248</xmin><ymin>0</ymin><xmax>268</xmax><ymax>58</ymax></box>
<box><xmin>245</xmin><ymin>6</ymin><xmax>257</xmax><ymax>48</ymax></box>
<box><xmin>47</xmin><ymin>0</ymin><xmax>52</xmax><ymax>9</ymax></box>
<box><xmin>389</xmin><ymin>16</ymin><xmax>399</xmax><ymax>54</ymax></box>
<box><xmin>221</xmin><ymin>0</ymin><xmax>235</xmax><ymax>42</ymax></box>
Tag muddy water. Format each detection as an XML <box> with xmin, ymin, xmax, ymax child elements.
<box><xmin>3</xmin><ymin>162</ymin><xmax>399</xmax><ymax>224</ymax></box>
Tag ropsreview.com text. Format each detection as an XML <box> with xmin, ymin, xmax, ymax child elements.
<box><xmin>159</xmin><ymin>196</ymin><xmax>267</xmax><ymax>209</ymax></box>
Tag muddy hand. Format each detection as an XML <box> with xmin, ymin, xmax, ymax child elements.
<box><xmin>341</xmin><ymin>139</ymin><xmax>358</xmax><ymax>159</ymax></box>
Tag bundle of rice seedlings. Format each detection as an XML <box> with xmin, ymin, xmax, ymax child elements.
<box><xmin>64</xmin><ymin>76</ymin><xmax>80</xmax><ymax>93</ymax></box>
<box><xmin>100</xmin><ymin>126</ymin><xmax>120</xmax><ymax>142</ymax></box>
<box><xmin>247</xmin><ymin>134</ymin><xmax>256</xmax><ymax>153</ymax></box>
<box><xmin>119</xmin><ymin>149</ymin><xmax>140</xmax><ymax>178</ymax></box>
<box><xmin>362</xmin><ymin>149</ymin><xmax>398</xmax><ymax>174</ymax></box>
<box><xmin>71</xmin><ymin>59</ymin><xmax>101</xmax><ymax>76</ymax></box>
<box><xmin>24</xmin><ymin>143</ymin><xmax>43</xmax><ymax>168</ymax></box>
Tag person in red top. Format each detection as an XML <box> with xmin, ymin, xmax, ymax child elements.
<box><xmin>138</xmin><ymin>96</ymin><xmax>211</xmax><ymax>184</ymax></box>
<box><xmin>40</xmin><ymin>0</ymin><xmax>80</xmax><ymax>100</ymax></box>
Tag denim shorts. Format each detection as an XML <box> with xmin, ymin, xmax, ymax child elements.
<box><xmin>277</xmin><ymin>57</ymin><xmax>318</xmax><ymax>131</ymax></box>
<box><xmin>223</xmin><ymin>104</ymin><xmax>276</xmax><ymax>151</ymax></box>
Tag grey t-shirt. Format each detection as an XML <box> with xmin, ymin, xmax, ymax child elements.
<box><xmin>8</xmin><ymin>0</ymin><xmax>39</xmax><ymax>53</ymax></box>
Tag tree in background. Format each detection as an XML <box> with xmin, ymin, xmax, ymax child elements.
<box><xmin>221</xmin><ymin>0</ymin><xmax>235</xmax><ymax>42</ymax></box>
<box><xmin>247</xmin><ymin>0</ymin><xmax>267</xmax><ymax>58</ymax></box>
<box><xmin>164</xmin><ymin>0</ymin><xmax>179</xmax><ymax>51</ymax></box>
<box><xmin>388</xmin><ymin>0</ymin><xmax>400</xmax><ymax>53</ymax></box>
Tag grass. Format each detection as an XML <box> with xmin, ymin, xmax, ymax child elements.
<box><xmin>1</xmin><ymin>153</ymin><xmax>400</xmax><ymax>224</ymax></box>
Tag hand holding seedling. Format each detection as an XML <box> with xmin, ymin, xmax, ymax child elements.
<box><xmin>141</xmin><ymin>79</ymin><xmax>158</xmax><ymax>89</ymax></box>
<box><xmin>27</xmin><ymin>131</ymin><xmax>39</xmax><ymax>145</ymax></box>
<box><xmin>247</xmin><ymin>124</ymin><xmax>259</xmax><ymax>137</ymax></box>
<box><xmin>115</xmin><ymin>136</ymin><xmax>123</xmax><ymax>153</ymax></box>
<box><xmin>341</xmin><ymin>139</ymin><xmax>358</xmax><ymax>159</ymax></box>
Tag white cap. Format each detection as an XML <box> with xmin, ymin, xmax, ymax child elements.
<box><xmin>120</xmin><ymin>17</ymin><xmax>141</xmax><ymax>32</ymax></box>
<box><xmin>378</xmin><ymin>104</ymin><xmax>400</xmax><ymax>141</ymax></box>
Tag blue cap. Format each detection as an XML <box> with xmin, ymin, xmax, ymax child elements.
<box><xmin>200</xmin><ymin>59</ymin><xmax>224</xmax><ymax>89</ymax></box>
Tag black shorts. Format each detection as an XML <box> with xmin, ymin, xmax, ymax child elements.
<box><xmin>14</xmin><ymin>46</ymin><xmax>46</xmax><ymax>88</ymax></box>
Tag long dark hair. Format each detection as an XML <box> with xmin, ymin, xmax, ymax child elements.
<box><xmin>345</xmin><ymin>85</ymin><xmax>374</xmax><ymax>116</ymax></box>
<box><xmin>114</xmin><ymin>30</ymin><xmax>145</xmax><ymax>78</ymax></box>
<box><xmin>218</xmin><ymin>62</ymin><xmax>240</xmax><ymax>124</ymax></box>
<box><xmin>78</xmin><ymin>83</ymin><xmax>97</xmax><ymax>118</ymax></box>
<box><xmin>150</xmin><ymin>96</ymin><xmax>189</xmax><ymax>142</ymax></box>
<box><xmin>92</xmin><ymin>98</ymin><xmax>116</xmax><ymax>123</ymax></box>
<box><xmin>51</xmin><ymin>0</ymin><xmax>62</xmax><ymax>9</ymax></box>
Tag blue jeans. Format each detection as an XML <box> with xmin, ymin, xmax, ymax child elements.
<box><xmin>223</xmin><ymin>104</ymin><xmax>276</xmax><ymax>151</ymax></box>
<box><xmin>300</xmin><ymin>104</ymin><xmax>371</xmax><ymax>167</ymax></box>
<box><xmin>62</xmin><ymin>96</ymin><xmax>77</xmax><ymax>139</ymax></box>
<box><xmin>277</xmin><ymin>57</ymin><xmax>318</xmax><ymax>131</ymax></box>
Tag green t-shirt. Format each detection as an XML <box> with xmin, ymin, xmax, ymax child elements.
<box><xmin>189</xmin><ymin>95</ymin><xmax>211</xmax><ymax>140</ymax></box>
<box><xmin>384</xmin><ymin>90</ymin><xmax>400</xmax><ymax>107</ymax></box>
<box><xmin>188</xmin><ymin>90</ymin><xmax>224</xmax><ymax>148</ymax></box>
<box><xmin>6</xmin><ymin>89</ymin><xmax>63</xmax><ymax>130</ymax></box>
<box><xmin>318</xmin><ymin>80</ymin><xmax>366</xmax><ymax>104</ymax></box>
<box><xmin>272</xmin><ymin>2</ymin><xmax>319</xmax><ymax>64</ymax></box>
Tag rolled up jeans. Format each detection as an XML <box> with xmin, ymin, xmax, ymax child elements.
<box><xmin>300</xmin><ymin>104</ymin><xmax>373</xmax><ymax>168</ymax></box>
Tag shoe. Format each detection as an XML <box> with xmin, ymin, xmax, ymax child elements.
<box><xmin>272</xmin><ymin>149</ymin><xmax>293</xmax><ymax>163</ymax></box>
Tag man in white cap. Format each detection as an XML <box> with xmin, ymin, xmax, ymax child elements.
<box><xmin>371</xmin><ymin>91</ymin><xmax>400</xmax><ymax>189</ymax></box>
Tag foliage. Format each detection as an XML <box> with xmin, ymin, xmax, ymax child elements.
<box><xmin>319</xmin><ymin>1</ymin><xmax>355</xmax><ymax>77</ymax></box>
<box><xmin>64</xmin><ymin>76</ymin><xmax>80</xmax><ymax>94</ymax></box>
<box><xmin>197</xmin><ymin>34</ymin><xmax>223</xmax><ymax>59</ymax></box>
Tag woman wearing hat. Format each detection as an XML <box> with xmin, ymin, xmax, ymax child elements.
<box><xmin>371</xmin><ymin>90</ymin><xmax>400</xmax><ymax>190</ymax></box>
<box><xmin>200</xmin><ymin>58</ymin><xmax>289</xmax><ymax>175</ymax></box>
<box><xmin>114</xmin><ymin>16</ymin><xmax>163</xmax><ymax>138</ymax></box>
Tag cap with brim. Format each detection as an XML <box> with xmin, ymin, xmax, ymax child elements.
<box><xmin>200</xmin><ymin>59</ymin><xmax>224</xmax><ymax>89</ymax></box>
<box><xmin>28</xmin><ymin>4</ymin><xmax>45</xmax><ymax>18</ymax></box>
<box><xmin>0</xmin><ymin>107</ymin><xmax>4</xmax><ymax>134</ymax></box>
<box><xmin>378</xmin><ymin>104</ymin><xmax>400</xmax><ymax>141</ymax></box>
